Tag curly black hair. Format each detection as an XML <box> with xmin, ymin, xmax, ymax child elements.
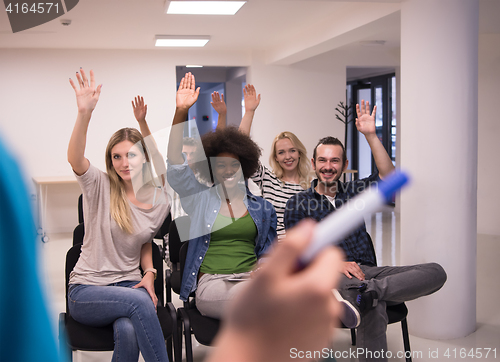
<box><xmin>197</xmin><ymin>126</ymin><xmax>261</xmax><ymax>184</ymax></box>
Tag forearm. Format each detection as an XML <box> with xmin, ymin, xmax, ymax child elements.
<box><xmin>140</xmin><ymin>242</ymin><xmax>154</xmax><ymax>270</ymax></box>
<box><xmin>239</xmin><ymin>110</ymin><xmax>255</xmax><ymax>136</ymax></box>
<box><xmin>167</xmin><ymin>107</ymin><xmax>189</xmax><ymax>165</ymax></box>
<box><xmin>67</xmin><ymin>111</ymin><xmax>91</xmax><ymax>175</ymax></box>
<box><xmin>137</xmin><ymin>119</ymin><xmax>152</xmax><ymax>138</ymax></box>
<box><xmin>138</xmin><ymin>120</ymin><xmax>167</xmax><ymax>183</ymax></box>
<box><xmin>216</xmin><ymin>112</ymin><xmax>227</xmax><ymax>130</ymax></box>
<box><xmin>365</xmin><ymin>133</ymin><xmax>394</xmax><ymax>178</ymax></box>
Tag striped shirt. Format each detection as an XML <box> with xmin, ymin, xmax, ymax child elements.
<box><xmin>251</xmin><ymin>164</ymin><xmax>306</xmax><ymax>240</ymax></box>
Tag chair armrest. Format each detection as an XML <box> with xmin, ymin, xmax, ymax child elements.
<box><xmin>59</xmin><ymin>312</ymin><xmax>66</xmax><ymax>336</ymax></box>
<box><xmin>166</xmin><ymin>269</ymin><xmax>172</xmax><ymax>303</ymax></box>
<box><xmin>166</xmin><ymin>302</ymin><xmax>177</xmax><ymax>330</ymax></box>
<box><xmin>59</xmin><ymin>313</ymin><xmax>71</xmax><ymax>360</ymax></box>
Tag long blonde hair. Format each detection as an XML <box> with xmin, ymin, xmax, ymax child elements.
<box><xmin>269</xmin><ymin>131</ymin><xmax>311</xmax><ymax>189</ymax></box>
<box><xmin>105</xmin><ymin>128</ymin><xmax>151</xmax><ymax>234</ymax></box>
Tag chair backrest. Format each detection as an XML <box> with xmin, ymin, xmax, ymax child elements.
<box><xmin>65</xmin><ymin>244</ymin><xmax>83</xmax><ymax>312</ymax></box>
<box><xmin>179</xmin><ymin>240</ymin><xmax>190</xmax><ymax>288</ymax></box>
<box><xmin>73</xmin><ymin>223</ymin><xmax>85</xmax><ymax>246</ymax></box>
<box><xmin>78</xmin><ymin>194</ymin><xmax>84</xmax><ymax>224</ymax></box>
<box><xmin>366</xmin><ymin>232</ymin><xmax>378</xmax><ymax>266</ymax></box>
<box><xmin>154</xmin><ymin>213</ymin><xmax>172</xmax><ymax>240</ymax></box>
<box><xmin>169</xmin><ymin>216</ymin><xmax>191</xmax><ymax>265</ymax></box>
<box><xmin>151</xmin><ymin>241</ymin><xmax>165</xmax><ymax>306</ymax></box>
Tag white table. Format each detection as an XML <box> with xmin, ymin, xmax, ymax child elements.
<box><xmin>32</xmin><ymin>176</ymin><xmax>78</xmax><ymax>242</ymax></box>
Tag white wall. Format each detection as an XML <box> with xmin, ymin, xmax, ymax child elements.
<box><xmin>248</xmin><ymin>53</ymin><xmax>346</xmax><ymax>169</ymax></box>
<box><xmin>1</xmin><ymin>36</ymin><xmax>498</xmax><ymax>236</ymax></box>
<box><xmin>0</xmin><ymin>48</ymin><xmax>346</xmax><ymax>233</ymax></box>
<box><xmin>478</xmin><ymin>34</ymin><xmax>500</xmax><ymax>236</ymax></box>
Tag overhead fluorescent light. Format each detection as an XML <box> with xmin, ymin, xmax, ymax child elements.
<box><xmin>166</xmin><ymin>1</ymin><xmax>246</xmax><ymax>15</ymax></box>
<box><xmin>186</xmin><ymin>65</ymin><xmax>203</xmax><ymax>68</ymax></box>
<box><xmin>155</xmin><ymin>35</ymin><xmax>210</xmax><ymax>47</ymax></box>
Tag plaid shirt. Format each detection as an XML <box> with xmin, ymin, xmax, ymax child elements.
<box><xmin>284</xmin><ymin>174</ymin><xmax>380</xmax><ymax>266</ymax></box>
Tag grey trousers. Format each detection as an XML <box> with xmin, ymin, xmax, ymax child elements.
<box><xmin>339</xmin><ymin>262</ymin><xmax>447</xmax><ymax>362</ymax></box>
<box><xmin>195</xmin><ymin>272</ymin><xmax>251</xmax><ymax>319</ymax></box>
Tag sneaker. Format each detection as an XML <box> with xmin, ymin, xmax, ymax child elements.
<box><xmin>333</xmin><ymin>283</ymin><xmax>378</xmax><ymax>328</ymax></box>
<box><xmin>333</xmin><ymin>289</ymin><xmax>360</xmax><ymax>328</ymax></box>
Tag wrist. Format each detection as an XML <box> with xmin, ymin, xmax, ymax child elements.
<box><xmin>143</xmin><ymin>268</ymin><xmax>157</xmax><ymax>280</ymax></box>
<box><xmin>176</xmin><ymin>105</ymin><xmax>191</xmax><ymax>113</ymax></box>
<box><xmin>364</xmin><ymin>133</ymin><xmax>378</xmax><ymax>142</ymax></box>
<box><xmin>77</xmin><ymin>109</ymin><xmax>93</xmax><ymax>117</ymax></box>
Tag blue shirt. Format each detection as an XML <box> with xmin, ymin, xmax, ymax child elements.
<box><xmin>167</xmin><ymin>158</ymin><xmax>277</xmax><ymax>301</ymax></box>
<box><xmin>0</xmin><ymin>135</ymin><xmax>61</xmax><ymax>362</ymax></box>
<box><xmin>284</xmin><ymin>174</ymin><xmax>380</xmax><ymax>266</ymax></box>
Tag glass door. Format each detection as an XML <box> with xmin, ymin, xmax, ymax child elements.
<box><xmin>348</xmin><ymin>73</ymin><xmax>396</xmax><ymax>178</ymax></box>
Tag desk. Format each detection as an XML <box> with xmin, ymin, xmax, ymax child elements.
<box><xmin>32</xmin><ymin>176</ymin><xmax>79</xmax><ymax>242</ymax></box>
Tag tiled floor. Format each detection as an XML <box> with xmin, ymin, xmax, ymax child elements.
<box><xmin>40</xmin><ymin>207</ymin><xmax>500</xmax><ymax>361</ymax></box>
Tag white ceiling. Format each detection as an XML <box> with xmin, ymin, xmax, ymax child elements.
<box><xmin>1</xmin><ymin>0</ymin><xmax>498</xmax><ymax>68</ymax></box>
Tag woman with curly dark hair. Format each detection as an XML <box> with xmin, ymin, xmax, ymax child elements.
<box><xmin>211</xmin><ymin>85</ymin><xmax>311</xmax><ymax>241</ymax></box>
<box><xmin>167</xmin><ymin>73</ymin><xmax>277</xmax><ymax>319</ymax></box>
<box><xmin>196</xmin><ymin>126</ymin><xmax>261</xmax><ymax>184</ymax></box>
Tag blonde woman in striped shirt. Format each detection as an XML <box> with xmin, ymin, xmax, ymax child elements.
<box><xmin>212</xmin><ymin>86</ymin><xmax>311</xmax><ymax>239</ymax></box>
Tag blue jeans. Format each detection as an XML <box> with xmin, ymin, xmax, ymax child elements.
<box><xmin>68</xmin><ymin>281</ymin><xmax>169</xmax><ymax>362</ymax></box>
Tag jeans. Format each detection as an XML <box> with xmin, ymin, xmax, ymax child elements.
<box><xmin>340</xmin><ymin>262</ymin><xmax>447</xmax><ymax>362</ymax></box>
<box><xmin>68</xmin><ymin>281</ymin><xmax>169</xmax><ymax>362</ymax></box>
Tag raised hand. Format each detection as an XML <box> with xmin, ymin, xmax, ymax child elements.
<box><xmin>211</xmin><ymin>91</ymin><xmax>227</xmax><ymax>115</ymax></box>
<box><xmin>69</xmin><ymin>69</ymin><xmax>102</xmax><ymax>114</ymax></box>
<box><xmin>132</xmin><ymin>96</ymin><xmax>147</xmax><ymax>123</ymax></box>
<box><xmin>176</xmin><ymin>72</ymin><xmax>200</xmax><ymax>110</ymax></box>
<box><xmin>355</xmin><ymin>100</ymin><xmax>394</xmax><ymax>178</ymax></box>
<box><xmin>355</xmin><ymin>100</ymin><xmax>377</xmax><ymax>136</ymax></box>
<box><xmin>243</xmin><ymin>84</ymin><xmax>261</xmax><ymax>112</ymax></box>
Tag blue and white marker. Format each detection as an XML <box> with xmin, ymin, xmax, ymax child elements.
<box><xmin>298</xmin><ymin>171</ymin><xmax>410</xmax><ymax>268</ymax></box>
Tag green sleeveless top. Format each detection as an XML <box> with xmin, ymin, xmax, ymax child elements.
<box><xmin>199</xmin><ymin>212</ymin><xmax>257</xmax><ymax>274</ymax></box>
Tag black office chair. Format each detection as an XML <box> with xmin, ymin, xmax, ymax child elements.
<box><xmin>59</xmin><ymin>240</ymin><xmax>179</xmax><ymax>362</ymax></box>
<box><xmin>176</xmin><ymin>240</ymin><xmax>221</xmax><ymax>362</ymax></box>
<box><xmin>77</xmin><ymin>194</ymin><xmax>84</xmax><ymax>224</ymax></box>
<box><xmin>343</xmin><ymin>234</ymin><xmax>412</xmax><ymax>362</ymax></box>
<box><xmin>72</xmin><ymin>222</ymin><xmax>84</xmax><ymax>246</ymax></box>
<box><xmin>165</xmin><ymin>216</ymin><xmax>190</xmax><ymax>303</ymax></box>
<box><xmin>154</xmin><ymin>213</ymin><xmax>172</xmax><ymax>260</ymax></box>
<box><xmin>165</xmin><ymin>216</ymin><xmax>220</xmax><ymax>362</ymax></box>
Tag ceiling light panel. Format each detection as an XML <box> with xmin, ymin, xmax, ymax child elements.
<box><xmin>166</xmin><ymin>1</ymin><xmax>246</xmax><ymax>15</ymax></box>
<box><xmin>155</xmin><ymin>36</ymin><xmax>210</xmax><ymax>47</ymax></box>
